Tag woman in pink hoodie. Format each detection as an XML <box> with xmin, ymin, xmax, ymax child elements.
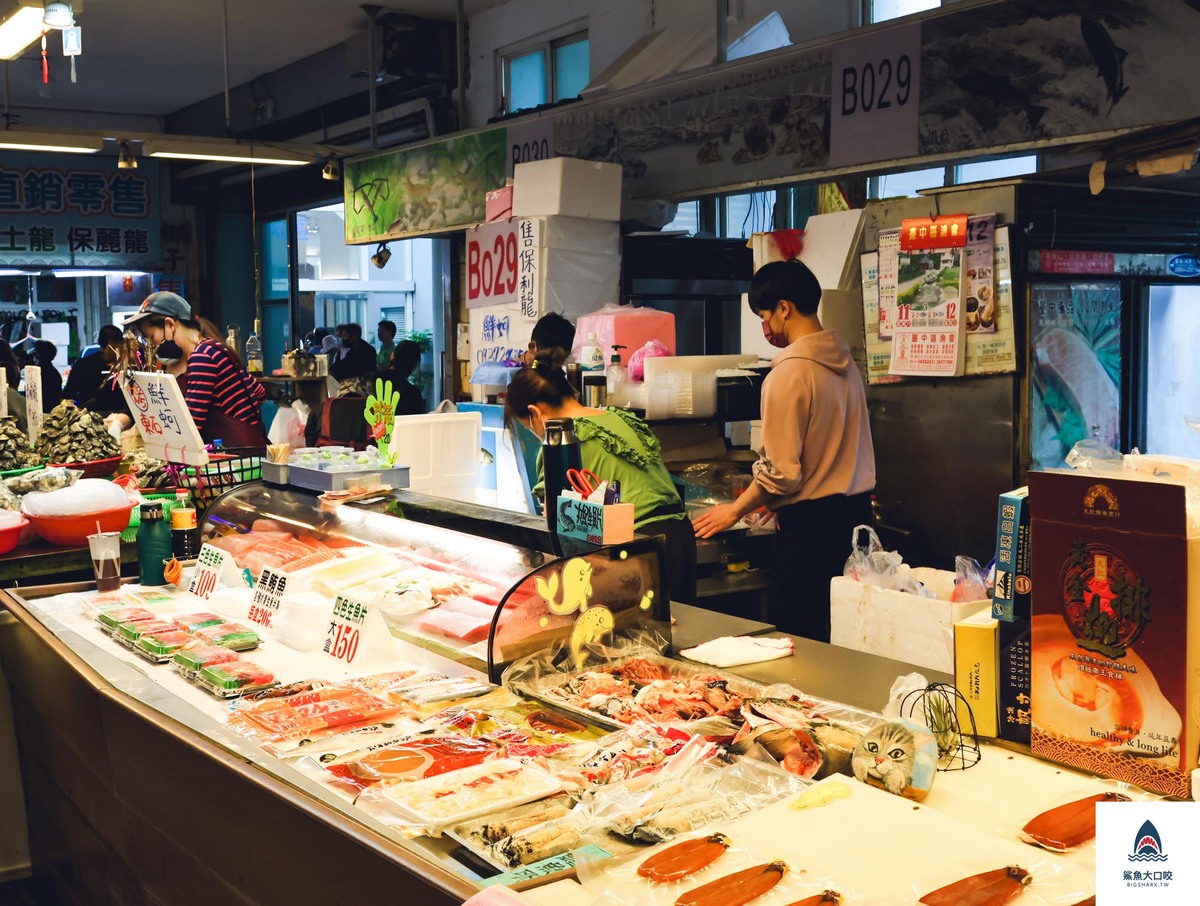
<box><xmin>694</xmin><ymin>259</ymin><xmax>876</xmax><ymax>641</ymax></box>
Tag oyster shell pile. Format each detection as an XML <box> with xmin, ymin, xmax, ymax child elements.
<box><xmin>35</xmin><ymin>401</ymin><xmax>121</xmax><ymax>464</ymax></box>
<box><xmin>124</xmin><ymin>450</ymin><xmax>176</xmax><ymax>490</ymax></box>
<box><xmin>0</xmin><ymin>417</ymin><xmax>40</xmax><ymax>471</ymax></box>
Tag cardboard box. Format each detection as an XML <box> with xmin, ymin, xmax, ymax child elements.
<box><xmin>1029</xmin><ymin>470</ymin><xmax>1200</xmax><ymax>799</ymax></box>
<box><xmin>830</xmin><ymin>567</ymin><xmax>990</xmax><ymax>673</ymax></box>
<box><xmin>553</xmin><ymin>496</ymin><xmax>634</xmax><ymax>546</ymax></box>
<box><xmin>955</xmin><ymin>610</ymin><xmax>999</xmax><ymax>738</ymax></box>
<box><xmin>991</xmin><ymin>487</ymin><xmax>1032</xmax><ymax>745</ymax></box>
<box><xmin>513</xmin><ymin>158</ymin><xmax>623</xmax><ymax>222</ymax></box>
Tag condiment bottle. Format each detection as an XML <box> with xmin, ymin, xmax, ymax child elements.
<box><xmin>170</xmin><ymin>505</ymin><xmax>199</xmax><ymax>559</ymax></box>
<box><xmin>580</xmin><ymin>333</ymin><xmax>604</xmax><ymax>371</ymax></box>
<box><xmin>606</xmin><ymin>344</ymin><xmax>628</xmax><ymax>395</ymax></box>
<box><xmin>137</xmin><ymin>502</ymin><xmax>172</xmax><ymax>586</ymax></box>
<box><xmin>245</xmin><ymin>320</ymin><xmax>264</xmax><ymax>374</ymax></box>
<box><xmin>542</xmin><ymin>417</ymin><xmax>582</xmax><ymax>539</ymax></box>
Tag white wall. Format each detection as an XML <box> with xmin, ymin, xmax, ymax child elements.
<box><xmin>464</xmin><ymin>0</ymin><xmax>860</xmax><ymax>128</ymax></box>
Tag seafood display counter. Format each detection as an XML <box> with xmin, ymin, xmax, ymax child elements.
<box><xmin>0</xmin><ymin>487</ymin><xmax>1137</xmax><ymax>905</ymax></box>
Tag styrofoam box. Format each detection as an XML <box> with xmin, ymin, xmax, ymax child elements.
<box><xmin>830</xmin><ymin>567</ymin><xmax>990</xmax><ymax>674</ymax></box>
<box><xmin>512</xmin><ymin>158</ymin><xmax>623</xmax><ymax>221</ymax></box>
<box><xmin>389</xmin><ymin>411</ymin><xmax>482</xmax><ymax>504</ymax></box>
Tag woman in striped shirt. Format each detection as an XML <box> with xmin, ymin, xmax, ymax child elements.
<box><xmin>125</xmin><ymin>292</ymin><xmax>268</xmax><ymax>455</ymax></box>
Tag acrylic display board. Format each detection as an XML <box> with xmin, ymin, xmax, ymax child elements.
<box><xmin>120</xmin><ymin>371</ymin><xmax>210</xmax><ymax>465</ymax></box>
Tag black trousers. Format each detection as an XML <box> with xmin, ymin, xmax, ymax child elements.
<box><xmin>772</xmin><ymin>491</ymin><xmax>874</xmax><ymax>643</ymax></box>
<box><xmin>645</xmin><ymin>515</ymin><xmax>697</xmax><ymax>605</ymax></box>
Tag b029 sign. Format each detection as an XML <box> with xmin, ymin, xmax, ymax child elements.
<box><xmin>830</xmin><ymin>23</ymin><xmax>921</xmax><ymax>168</ymax></box>
<box><xmin>466</xmin><ymin>220</ymin><xmax>520</xmax><ymax>309</ymax></box>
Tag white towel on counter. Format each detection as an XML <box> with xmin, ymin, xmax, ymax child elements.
<box><xmin>679</xmin><ymin>635</ymin><xmax>795</xmax><ymax>668</ymax></box>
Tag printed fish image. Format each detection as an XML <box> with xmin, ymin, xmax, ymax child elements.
<box><xmin>951</xmin><ymin>73</ymin><xmax>1048</xmax><ymax>130</ymax></box>
<box><xmin>1080</xmin><ymin>15</ymin><xmax>1129</xmax><ymax>113</ymax></box>
<box><xmin>479</xmin><ymin>447</ymin><xmax>494</xmax><ymax>466</ymax></box>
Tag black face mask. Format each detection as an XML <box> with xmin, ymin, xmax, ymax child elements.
<box><xmin>156</xmin><ymin>340</ymin><xmax>184</xmax><ymax>365</ymax></box>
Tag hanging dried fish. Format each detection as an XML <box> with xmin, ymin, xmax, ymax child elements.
<box><xmin>1020</xmin><ymin>791</ymin><xmax>1129</xmax><ymax>851</ymax></box>
<box><xmin>785</xmin><ymin>894</ymin><xmax>841</xmax><ymax>906</ymax></box>
<box><xmin>638</xmin><ymin>833</ymin><xmax>730</xmax><ymax>883</ymax></box>
<box><xmin>920</xmin><ymin>865</ymin><xmax>1030</xmax><ymax>906</ymax></box>
<box><xmin>675</xmin><ymin>860</ymin><xmax>788</xmax><ymax>906</ymax></box>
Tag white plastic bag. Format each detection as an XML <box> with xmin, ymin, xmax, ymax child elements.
<box><xmin>433</xmin><ymin>399</ymin><xmax>457</xmax><ymax>414</ymax></box>
<box><xmin>267</xmin><ymin>401</ymin><xmax>310</xmax><ymax>447</ymax></box>
<box><xmin>21</xmin><ymin>478</ymin><xmax>132</xmax><ymax>517</ymax></box>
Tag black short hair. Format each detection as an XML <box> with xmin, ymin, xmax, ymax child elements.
<box><xmin>97</xmin><ymin>325</ymin><xmax>124</xmax><ymax>347</ymax></box>
<box><xmin>343</xmin><ymin>323</ymin><xmax>363</xmax><ymax>340</ymax></box>
<box><xmin>391</xmin><ymin>340</ymin><xmax>421</xmax><ymax>378</ymax></box>
<box><xmin>33</xmin><ymin>339</ymin><xmax>56</xmax><ymax>364</ymax></box>
<box><xmin>530</xmin><ymin>313</ymin><xmax>575</xmax><ymax>356</ymax></box>
<box><xmin>377</xmin><ymin>320</ymin><xmax>396</xmax><ymax>339</ymax></box>
<box><xmin>748</xmin><ymin>259</ymin><xmax>823</xmax><ymax>316</ymax></box>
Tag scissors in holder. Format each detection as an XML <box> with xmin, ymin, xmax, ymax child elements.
<box><xmin>567</xmin><ymin>468</ymin><xmax>601</xmax><ymax>497</ymax></box>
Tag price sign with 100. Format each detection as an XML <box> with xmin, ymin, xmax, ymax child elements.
<box><xmin>189</xmin><ymin>544</ymin><xmax>235</xmax><ymax>600</ymax></box>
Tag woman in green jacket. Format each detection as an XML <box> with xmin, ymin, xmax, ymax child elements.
<box><xmin>505</xmin><ymin>353</ymin><xmax>696</xmax><ymax>603</ymax></box>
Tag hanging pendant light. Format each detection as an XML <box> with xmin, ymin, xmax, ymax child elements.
<box><xmin>41</xmin><ymin>2</ymin><xmax>74</xmax><ymax>29</ymax></box>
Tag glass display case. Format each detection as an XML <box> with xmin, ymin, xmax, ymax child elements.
<box><xmin>200</xmin><ymin>483</ymin><xmax>670</xmax><ymax>680</ymax></box>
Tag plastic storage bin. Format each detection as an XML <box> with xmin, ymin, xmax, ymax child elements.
<box><xmin>389</xmin><ymin>411</ymin><xmax>482</xmax><ymax>504</ymax></box>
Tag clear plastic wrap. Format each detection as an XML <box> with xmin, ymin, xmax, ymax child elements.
<box><xmin>21</xmin><ymin>477</ymin><xmax>128</xmax><ymax>516</ymax></box>
<box><xmin>1012</xmin><ymin>778</ymin><xmax>1161</xmax><ymax>853</ymax></box>
<box><xmin>322</xmin><ymin>734</ymin><xmax>503</xmax><ymax>792</ymax></box>
<box><xmin>225</xmin><ymin>683</ymin><xmax>405</xmax><ymax>745</ymax></box>
<box><xmin>4</xmin><ymin>466</ymin><xmax>82</xmax><ymax>494</ymax></box>
<box><xmin>503</xmin><ymin>638</ymin><xmax>759</xmax><ymax>734</ymax></box>
<box><xmin>1065</xmin><ymin>437</ymin><xmax>1124</xmax><ymax>472</ymax></box>
<box><xmin>356</xmin><ymin>758</ymin><xmax>566</xmax><ymax>834</ymax></box>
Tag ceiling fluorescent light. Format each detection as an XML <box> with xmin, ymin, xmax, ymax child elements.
<box><xmin>144</xmin><ymin>138</ymin><xmax>311</xmax><ymax>167</ymax></box>
<box><xmin>0</xmin><ymin>268</ymin><xmax>38</xmax><ymax>276</ymax></box>
<box><xmin>0</xmin><ymin>3</ymin><xmax>46</xmax><ymax>60</ymax></box>
<box><xmin>52</xmin><ymin>269</ymin><xmax>147</xmax><ymax>277</ymax></box>
<box><xmin>0</xmin><ymin>129</ymin><xmax>103</xmax><ymax>153</ymax></box>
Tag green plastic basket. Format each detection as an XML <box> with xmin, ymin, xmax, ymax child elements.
<box><xmin>0</xmin><ymin>464</ymin><xmax>44</xmax><ymax>479</ymax></box>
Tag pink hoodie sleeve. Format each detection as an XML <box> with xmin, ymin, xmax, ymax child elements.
<box><xmin>752</xmin><ymin>369</ymin><xmax>807</xmax><ymax>498</ymax></box>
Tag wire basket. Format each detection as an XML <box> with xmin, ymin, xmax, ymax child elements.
<box><xmin>176</xmin><ymin>455</ymin><xmax>262</xmax><ymax>513</ymax></box>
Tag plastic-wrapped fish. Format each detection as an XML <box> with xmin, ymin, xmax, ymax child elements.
<box><xmin>478</xmin><ymin>802</ymin><xmax>570</xmax><ymax>844</ymax></box>
<box><xmin>497</xmin><ymin>824</ymin><xmax>581</xmax><ymax>866</ymax></box>
<box><xmin>638</xmin><ymin>833</ymin><xmax>730</xmax><ymax>883</ymax></box>
<box><xmin>675</xmin><ymin>861</ymin><xmax>788</xmax><ymax>906</ymax></box>
<box><xmin>919</xmin><ymin>866</ymin><xmax>1030</xmax><ymax>906</ymax></box>
<box><xmin>632</xmin><ymin>796</ymin><xmax>742</xmax><ymax>844</ymax></box>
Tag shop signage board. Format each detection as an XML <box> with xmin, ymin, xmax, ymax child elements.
<box><xmin>343</xmin><ymin>1</ymin><xmax>1200</xmax><ymax>235</ymax></box>
<box><xmin>0</xmin><ymin>152</ymin><xmax>160</xmax><ymax>269</ymax></box>
<box><xmin>342</xmin><ymin>129</ymin><xmax>507</xmax><ymax>244</ymax></box>
<box><xmin>469</xmin><ymin>299</ymin><xmax>533</xmax><ymax>369</ymax></box>
<box><xmin>830</xmin><ymin>23</ymin><xmax>921</xmax><ymax>168</ymax></box>
<box><xmin>466</xmin><ymin>219</ymin><xmax>525</xmax><ymax>310</ymax></box>
<box><xmin>120</xmin><ymin>371</ymin><xmax>210</xmax><ymax>466</ymax></box>
<box><xmin>506</xmin><ymin>118</ymin><xmax>556</xmax><ymax>177</ymax></box>
<box><xmin>23</xmin><ymin>366</ymin><xmax>41</xmax><ymax>447</ymax></box>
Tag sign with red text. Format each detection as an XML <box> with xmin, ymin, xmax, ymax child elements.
<box><xmin>466</xmin><ymin>220</ymin><xmax>522</xmax><ymax>309</ymax></box>
<box><xmin>322</xmin><ymin>593</ymin><xmax>394</xmax><ymax>670</ymax></box>
<box><xmin>888</xmin><ymin>245</ymin><xmax>965</xmax><ymax>377</ymax></box>
<box><xmin>899</xmin><ymin>213</ymin><xmax>969</xmax><ymax>251</ymax></box>
<box><xmin>248</xmin><ymin>566</ymin><xmax>287</xmax><ymax>629</ymax></box>
<box><xmin>188</xmin><ymin>544</ymin><xmax>238</xmax><ymax>601</ymax></box>
<box><xmin>120</xmin><ymin>371</ymin><xmax>209</xmax><ymax>465</ymax></box>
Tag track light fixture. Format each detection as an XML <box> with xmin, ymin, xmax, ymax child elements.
<box><xmin>321</xmin><ymin>155</ymin><xmax>340</xmax><ymax>181</ymax></box>
<box><xmin>117</xmin><ymin>139</ymin><xmax>137</xmax><ymax>169</ymax></box>
<box><xmin>370</xmin><ymin>242</ymin><xmax>391</xmax><ymax>269</ymax></box>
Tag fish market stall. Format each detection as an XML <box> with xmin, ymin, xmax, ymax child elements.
<box><xmin>0</xmin><ymin>484</ymin><xmax>1137</xmax><ymax>904</ymax></box>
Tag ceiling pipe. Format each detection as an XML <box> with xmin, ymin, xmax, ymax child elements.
<box><xmin>222</xmin><ymin>0</ymin><xmax>232</xmax><ymax>133</ymax></box>
<box><xmin>716</xmin><ymin>0</ymin><xmax>728</xmax><ymax>64</ymax></box>
<box><xmin>455</xmin><ymin>0</ymin><xmax>466</xmax><ymax>130</ymax></box>
<box><xmin>364</xmin><ymin>4</ymin><xmax>380</xmax><ymax>150</ymax></box>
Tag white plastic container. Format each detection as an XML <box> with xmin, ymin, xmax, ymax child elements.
<box><xmin>512</xmin><ymin>158</ymin><xmax>623</xmax><ymax>221</ymax></box>
<box><xmin>389</xmin><ymin>411</ymin><xmax>482</xmax><ymax>504</ymax></box>
<box><xmin>579</xmin><ymin>333</ymin><xmax>604</xmax><ymax>371</ymax></box>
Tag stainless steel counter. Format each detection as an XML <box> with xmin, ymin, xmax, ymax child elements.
<box><xmin>670</xmin><ymin>602</ymin><xmax>951</xmax><ymax>713</ymax></box>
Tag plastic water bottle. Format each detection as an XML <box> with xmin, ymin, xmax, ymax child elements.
<box><xmin>245</xmin><ymin>323</ymin><xmax>264</xmax><ymax>374</ymax></box>
<box><xmin>137</xmin><ymin>502</ymin><xmax>172</xmax><ymax>586</ymax></box>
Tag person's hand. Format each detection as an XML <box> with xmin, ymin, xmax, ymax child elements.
<box><xmin>104</xmin><ymin>412</ymin><xmax>133</xmax><ymax>431</ymax></box>
<box><xmin>693</xmin><ymin>502</ymin><xmax>742</xmax><ymax>538</ymax></box>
